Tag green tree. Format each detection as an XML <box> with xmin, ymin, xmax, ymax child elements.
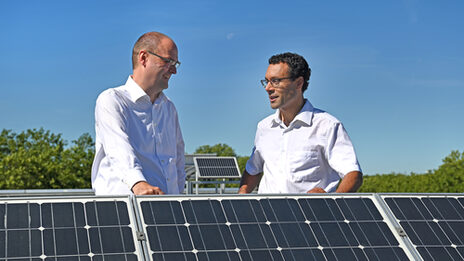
<box><xmin>0</xmin><ymin>128</ymin><xmax>94</xmax><ymax>189</ymax></box>
<box><xmin>359</xmin><ymin>150</ymin><xmax>464</xmax><ymax>193</ymax></box>
<box><xmin>194</xmin><ymin>143</ymin><xmax>237</xmax><ymax>157</ymax></box>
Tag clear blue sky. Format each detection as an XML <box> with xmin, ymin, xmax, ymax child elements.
<box><xmin>1</xmin><ymin>1</ymin><xmax>463</xmax><ymax>175</ymax></box>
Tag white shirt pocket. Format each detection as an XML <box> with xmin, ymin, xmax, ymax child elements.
<box><xmin>289</xmin><ymin>150</ymin><xmax>321</xmax><ymax>182</ymax></box>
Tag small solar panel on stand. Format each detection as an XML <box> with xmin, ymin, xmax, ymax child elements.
<box><xmin>191</xmin><ymin>156</ymin><xmax>242</xmax><ymax>195</ymax></box>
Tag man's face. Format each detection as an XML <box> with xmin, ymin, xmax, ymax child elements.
<box><xmin>145</xmin><ymin>38</ymin><xmax>178</xmax><ymax>90</ymax></box>
<box><xmin>264</xmin><ymin>63</ymin><xmax>300</xmax><ymax>110</ymax></box>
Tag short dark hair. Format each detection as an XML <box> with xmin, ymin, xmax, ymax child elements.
<box><xmin>269</xmin><ymin>52</ymin><xmax>311</xmax><ymax>92</ymax></box>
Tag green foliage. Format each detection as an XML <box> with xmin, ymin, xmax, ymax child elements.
<box><xmin>1</xmin><ymin>128</ymin><xmax>462</xmax><ymax>193</ymax></box>
<box><xmin>236</xmin><ymin>156</ymin><xmax>250</xmax><ymax>174</ymax></box>
<box><xmin>194</xmin><ymin>143</ymin><xmax>237</xmax><ymax>157</ymax></box>
<box><xmin>359</xmin><ymin>150</ymin><xmax>464</xmax><ymax>193</ymax></box>
<box><xmin>0</xmin><ymin>128</ymin><xmax>94</xmax><ymax>189</ymax></box>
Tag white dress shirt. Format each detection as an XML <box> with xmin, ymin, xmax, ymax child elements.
<box><xmin>91</xmin><ymin>76</ymin><xmax>185</xmax><ymax>195</ymax></box>
<box><xmin>246</xmin><ymin>100</ymin><xmax>361</xmax><ymax>193</ymax></box>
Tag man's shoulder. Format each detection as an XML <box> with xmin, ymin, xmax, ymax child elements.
<box><xmin>96</xmin><ymin>85</ymin><xmax>127</xmax><ymax>104</ymax></box>
<box><xmin>312</xmin><ymin>107</ymin><xmax>342</xmax><ymax>126</ymax></box>
<box><xmin>256</xmin><ymin>113</ymin><xmax>276</xmax><ymax>129</ymax></box>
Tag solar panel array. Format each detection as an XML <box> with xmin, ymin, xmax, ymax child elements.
<box><xmin>193</xmin><ymin>157</ymin><xmax>241</xmax><ymax>178</ymax></box>
<box><xmin>2</xmin><ymin>193</ymin><xmax>464</xmax><ymax>260</ymax></box>
<box><xmin>383</xmin><ymin>195</ymin><xmax>464</xmax><ymax>261</ymax></box>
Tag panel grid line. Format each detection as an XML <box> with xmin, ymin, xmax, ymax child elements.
<box><xmin>266</xmin><ymin>199</ymin><xmax>295</xmax><ymax>260</ymax></box>
<box><xmin>83</xmin><ymin>200</ymin><xmax>92</xmax><ymax>260</ymax></box>
<box><xmin>93</xmin><ymin>201</ymin><xmax>104</xmax><ymax>261</ymax></box>
<box><xmin>71</xmin><ymin>202</ymin><xmax>80</xmax><ymax>260</ymax></box>
<box><xmin>218</xmin><ymin>200</ymin><xmax>248</xmax><ymax>261</ymax></box>
<box><xmin>178</xmin><ymin>200</ymin><xmax>197</xmax><ymax>261</ymax></box>
<box><xmin>295</xmin><ymin>199</ymin><xmax>329</xmax><ymax>261</ymax></box>
<box><xmin>114</xmin><ymin>201</ymin><xmax>129</xmax><ymax>261</ymax></box>
<box><xmin>254</xmin><ymin>199</ymin><xmax>280</xmax><ymax>261</ymax></box>
<box><xmin>287</xmin><ymin>199</ymin><xmax>321</xmax><ymax>260</ymax></box>
<box><xmin>334</xmin><ymin>199</ymin><xmax>370</xmax><ymax>261</ymax></box>
<box><xmin>27</xmin><ymin>202</ymin><xmax>32</xmax><ymax>258</ymax></box>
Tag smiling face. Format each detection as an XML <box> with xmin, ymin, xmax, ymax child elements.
<box><xmin>264</xmin><ymin>63</ymin><xmax>302</xmax><ymax>110</ymax></box>
<box><xmin>145</xmin><ymin>37</ymin><xmax>178</xmax><ymax>91</ymax></box>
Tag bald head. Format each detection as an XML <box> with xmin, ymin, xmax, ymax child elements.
<box><xmin>132</xmin><ymin>32</ymin><xmax>174</xmax><ymax>69</ymax></box>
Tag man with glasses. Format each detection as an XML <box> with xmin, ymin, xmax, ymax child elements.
<box><xmin>92</xmin><ymin>32</ymin><xmax>185</xmax><ymax>195</ymax></box>
<box><xmin>239</xmin><ymin>52</ymin><xmax>363</xmax><ymax>194</ymax></box>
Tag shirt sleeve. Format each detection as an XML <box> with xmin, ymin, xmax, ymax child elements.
<box><xmin>325</xmin><ymin>122</ymin><xmax>362</xmax><ymax>178</ymax></box>
<box><xmin>245</xmin><ymin>127</ymin><xmax>264</xmax><ymax>175</ymax></box>
<box><xmin>175</xmin><ymin>111</ymin><xmax>186</xmax><ymax>193</ymax></box>
<box><xmin>94</xmin><ymin>92</ymin><xmax>146</xmax><ymax>190</ymax></box>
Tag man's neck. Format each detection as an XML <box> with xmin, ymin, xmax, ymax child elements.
<box><xmin>131</xmin><ymin>74</ymin><xmax>162</xmax><ymax>103</ymax></box>
<box><xmin>279</xmin><ymin>97</ymin><xmax>305</xmax><ymax>126</ymax></box>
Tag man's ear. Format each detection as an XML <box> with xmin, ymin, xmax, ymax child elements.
<box><xmin>138</xmin><ymin>50</ymin><xmax>148</xmax><ymax>67</ymax></box>
<box><xmin>296</xmin><ymin>76</ymin><xmax>304</xmax><ymax>90</ymax></box>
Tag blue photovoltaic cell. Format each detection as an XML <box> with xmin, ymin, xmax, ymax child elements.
<box><xmin>0</xmin><ymin>199</ymin><xmax>139</xmax><ymax>260</ymax></box>
<box><xmin>385</xmin><ymin>196</ymin><xmax>464</xmax><ymax>261</ymax></box>
<box><xmin>140</xmin><ymin>196</ymin><xmax>409</xmax><ymax>261</ymax></box>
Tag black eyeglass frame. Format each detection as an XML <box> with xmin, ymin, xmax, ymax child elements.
<box><xmin>260</xmin><ymin>77</ymin><xmax>294</xmax><ymax>88</ymax></box>
<box><xmin>147</xmin><ymin>51</ymin><xmax>181</xmax><ymax>69</ymax></box>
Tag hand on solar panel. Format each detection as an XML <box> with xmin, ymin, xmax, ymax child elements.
<box><xmin>307</xmin><ymin>187</ymin><xmax>327</xmax><ymax>193</ymax></box>
<box><xmin>131</xmin><ymin>181</ymin><xmax>165</xmax><ymax>195</ymax></box>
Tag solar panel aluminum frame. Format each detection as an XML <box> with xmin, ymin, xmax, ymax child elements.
<box><xmin>135</xmin><ymin>193</ymin><xmax>418</xmax><ymax>261</ymax></box>
<box><xmin>0</xmin><ymin>195</ymin><xmax>146</xmax><ymax>260</ymax></box>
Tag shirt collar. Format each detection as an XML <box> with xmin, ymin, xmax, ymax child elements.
<box><xmin>271</xmin><ymin>99</ymin><xmax>314</xmax><ymax>127</ymax></box>
<box><xmin>124</xmin><ymin>76</ymin><xmax>150</xmax><ymax>103</ymax></box>
<box><xmin>124</xmin><ymin>76</ymin><xmax>167</xmax><ymax>104</ymax></box>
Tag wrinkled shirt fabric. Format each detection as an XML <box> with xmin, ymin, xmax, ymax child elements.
<box><xmin>246</xmin><ymin>100</ymin><xmax>361</xmax><ymax>193</ymax></box>
<box><xmin>92</xmin><ymin>76</ymin><xmax>185</xmax><ymax>195</ymax></box>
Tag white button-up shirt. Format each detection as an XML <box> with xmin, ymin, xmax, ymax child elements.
<box><xmin>246</xmin><ymin>100</ymin><xmax>361</xmax><ymax>193</ymax></box>
<box><xmin>91</xmin><ymin>76</ymin><xmax>185</xmax><ymax>195</ymax></box>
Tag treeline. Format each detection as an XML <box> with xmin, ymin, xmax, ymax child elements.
<box><xmin>0</xmin><ymin>128</ymin><xmax>94</xmax><ymax>189</ymax></box>
<box><xmin>359</xmin><ymin>150</ymin><xmax>464</xmax><ymax>193</ymax></box>
<box><xmin>0</xmin><ymin>128</ymin><xmax>463</xmax><ymax>192</ymax></box>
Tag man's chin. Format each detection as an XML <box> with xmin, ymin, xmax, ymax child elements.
<box><xmin>270</xmin><ymin>103</ymin><xmax>279</xmax><ymax>109</ymax></box>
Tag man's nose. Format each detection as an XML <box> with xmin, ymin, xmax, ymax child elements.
<box><xmin>169</xmin><ymin>64</ymin><xmax>177</xmax><ymax>74</ymax></box>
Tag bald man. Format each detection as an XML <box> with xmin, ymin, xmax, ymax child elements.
<box><xmin>91</xmin><ymin>32</ymin><xmax>185</xmax><ymax>195</ymax></box>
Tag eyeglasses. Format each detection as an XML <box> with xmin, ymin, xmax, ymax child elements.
<box><xmin>147</xmin><ymin>51</ymin><xmax>181</xmax><ymax>69</ymax></box>
<box><xmin>260</xmin><ymin>77</ymin><xmax>294</xmax><ymax>88</ymax></box>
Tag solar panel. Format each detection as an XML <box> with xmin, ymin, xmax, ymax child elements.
<box><xmin>0</xmin><ymin>196</ymin><xmax>143</xmax><ymax>260</ymax></box>
<box><xmin>193</xmin><ymin>157</ymin><xmax>241</xmax><ymax>179</ymax></box>
<box><xmin>383</xmin><ymin>194</ymin><xmax>464</xmax><ymax>261</ymax></box>
<box><xmin>136</xmin><ymin>194</ymin><xmax>413</xmax><ymax>261</ymax></box>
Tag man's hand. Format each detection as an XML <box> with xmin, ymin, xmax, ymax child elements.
<box><xmin>238</xmin><ymin>171</ymin><xmax>263</xmax><ymax>194</ymax></box>
<box><xmin>131</xmin><ymin>181</ymin><xmax>165</xmax><ymax>195</ymax></box>
<box><xmin>307</xmin><ymin>187</ymin><xmax>327</xmax><ymax>193</ymax></box>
